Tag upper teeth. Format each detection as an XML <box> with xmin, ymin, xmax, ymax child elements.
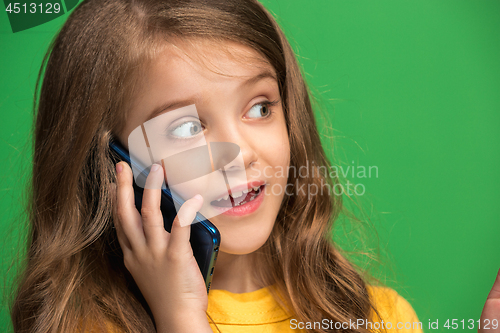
<box><xmin>215</xmin><ymin>186</ymin><xmax>261</xmax><ymax>201</ymax></box>
<box><xmin>231</xmin><ymin>191</ymin><xmax>244</xmax><ymax>198</ymax></box>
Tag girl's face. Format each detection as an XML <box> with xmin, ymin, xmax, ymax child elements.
<box><xmin>117</xmin><ymin>40</ymin><xmax>290</xmax><ymax>255</ymax></box>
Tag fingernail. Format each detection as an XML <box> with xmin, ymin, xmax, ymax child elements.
<box><xmin>116</xmin><ymin>163</ymin><xmax>123</xmax><ymax>174</ymax></box>
<box><xmin>151</xmin><ymin>164</ymin><xmax>160</xmax><ymax>172</ymax></box>
<box><xmin>193</xmin><ymin>194</ymin><xmax>202</xmax><ymax>201</ymax></box>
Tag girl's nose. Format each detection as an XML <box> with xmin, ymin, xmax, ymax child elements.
<box><xmin>209</xmin><ymin>127</ymin><xmax>258</xmax><ymax>172</ymax></box>
<box><xmin>213</xmin><ymin>137</ymin><xmax>258</xmax><ymax>172</ymax></box>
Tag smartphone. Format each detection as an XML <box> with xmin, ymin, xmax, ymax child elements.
<box><xmin>109</xmin><ymin>139</ymin><xmax>220</xmax><ymax>293</ymax></box>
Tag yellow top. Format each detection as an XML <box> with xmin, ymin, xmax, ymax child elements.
<box><xmin>90</xmin><ymin>285</ymin><xmax>423</xmax><ymax>332</ymax></box>
<box><xmin>206</xmin><ymin>285</ymin><xmax>424</xmax><ymax>333</ymax></box>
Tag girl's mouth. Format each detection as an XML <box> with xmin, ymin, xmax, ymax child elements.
<box><xmin>210</xmin><ymin>185</ymin><xmax>265</xmax><ymax>216</ymax></box>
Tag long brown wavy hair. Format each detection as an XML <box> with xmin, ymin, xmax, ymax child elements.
<box><xmin>10</xmin><ymin>0</ymin><xmax>383</xmax><ymax>332</ymax></box>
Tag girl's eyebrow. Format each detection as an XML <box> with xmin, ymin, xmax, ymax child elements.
<box><xmin>240</xmin><ymin>69</ymin><xmax>277</xmax><ymax>88</ymax></box>
<box><xmin>146</xmin><ymin>97</ymin><xmax>198</xmax><ymax>122</ymax></box>
<box><xmin>146</xmin><ymin>69</ymin><xmax>277</xmax><ymax>121</ymax></box>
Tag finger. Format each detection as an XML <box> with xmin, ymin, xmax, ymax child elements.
<box><xmin>108</xmin><ymin>182</ymin><xmax>132</xmax><ymax>253</ymax></box>
<box><xmin>141</xmin><ymin>163</ymin><xmax>168</xmax><ymax>249</ymax></box>
<box><xmin>168</xmin><ymin>194</ymin><xmax>204</xmax><ymax>254</ymax></box>
<box><xmin>116</xmin><ymin>162</ymin><xmax>146</xmax><ymax>250</ymax></box>
<box><xmin>487</xmin><ymin>268</ymin><xmax>500</xmax><ymax>299</ymax></box>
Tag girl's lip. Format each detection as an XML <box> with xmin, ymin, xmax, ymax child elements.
<box><xmin>211</xmin><ymin>184</ymin><xmax>265</xmax><ymax>217</ymax></box>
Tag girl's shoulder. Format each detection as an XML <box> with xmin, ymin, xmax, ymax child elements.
<box><xmin>366</xmin><ymin>285</ymin><xmax>424</xmax><ymax>333</ymax></box>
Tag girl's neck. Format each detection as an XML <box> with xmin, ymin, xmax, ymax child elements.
<box><xmin>209</xmin><ymin>251</ymin><xmax>265</xmax><ymax>294</ymax></box>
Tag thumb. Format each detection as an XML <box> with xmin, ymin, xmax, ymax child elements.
<box><xmin>167</xmin><ymin>194</ymin><xmax>204</xmax><ymax>253</ymax></box>
<box><xmin>487</xmin><ymin>268</ymin><xmax>500</xmax><ymax>300</ymax></box>
<box><xmin>479</xmin><ymin>268</ymin><xmax>500</xmax><ymax>333</ymax></box>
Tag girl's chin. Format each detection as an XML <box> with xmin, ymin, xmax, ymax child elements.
<box><xmin>217</xmin><ymin>236</ymin><xmax>270</xmax><ymax>255</ymax></box>
<box><xmin>217</xmin><ymin>245</ymin><xmax>263</xmax><ymax>256</ymax></box>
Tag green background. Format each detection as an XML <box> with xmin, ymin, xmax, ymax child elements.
<box><xmin>1</xmin><ymin>0</ymin><xmax>499</xmax><ymax>331</ymax></box>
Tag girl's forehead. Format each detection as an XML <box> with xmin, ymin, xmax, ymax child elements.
<box><xmin>148</xmin><ymin>38</ymin><xmax>276</xmax><ymax>81</ymax></box>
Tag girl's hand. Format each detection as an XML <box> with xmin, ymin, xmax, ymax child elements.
<box><xmin>479</xmin><ymin>268</ymin><xmax>500</xmax><ymax>333</ymax></box>
<box><xmin>113</xmin><ymin>162</ymin><xmax>212</xmax><ymax>333</ymax></box>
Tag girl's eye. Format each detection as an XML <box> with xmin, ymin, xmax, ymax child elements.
<box><xmin>169</xmin><ymin>120</ymin><xmax>203</xmax><ymax>138</ymax></box>
<box><xmin>246</xmin><ymin>102</ymin><xmax>272</xmax><ymax>119</ymax></box>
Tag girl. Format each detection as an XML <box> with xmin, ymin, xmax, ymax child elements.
<box><xmin>9</xmin><ymin>0</ymin><xmax>499</xmax><ymax>332</ymax></box>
